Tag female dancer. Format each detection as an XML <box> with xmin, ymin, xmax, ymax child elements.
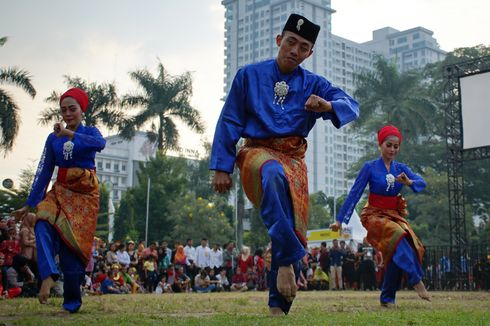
<box><xmin>14</xmin><ymin>87</ymin><xmax>105</xmax><ymax>312</ymax></box>
<box><xmin>331</xmin><ymin>125</ymin><xmax>430</xmax><ymax>307</ymax></box>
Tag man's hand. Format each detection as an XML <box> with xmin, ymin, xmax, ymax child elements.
<box><xmin>330</xmin><ymin>220</ymin><xmax>341</xmax><ymax>232</ymax></box>
<box><xmin>212</xmin><ymin>171</ymin><xmax>233</xmax><ymax>193</ymax></box>
<box><xmin>304</xmin><ymin>94</ymin><xmax>332</xmax><ymax>113</ymax></box>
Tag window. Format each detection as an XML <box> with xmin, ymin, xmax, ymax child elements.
<box><xmin>114</xmin><ymin>163</ymin><xmax>119</xmax><ymax>172</ymax></box>
<box><xmin>97</xmin><ymin>161</ymin><xmax>103</xmax><ymax>169</ymax></box>
<box><xmin>105</xmin><ymin>162</ymin><xmax>111</xmax><ymax>169</ymax></box>
<box><xmin>121</xmin><ymin>164</ymin><xmax>126</xmax><ymax>172</ymax></box>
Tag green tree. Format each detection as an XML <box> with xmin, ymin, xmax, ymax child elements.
<box><xmin>308</xmin><ymin>191</ymin><xmax>332</xmax><ymax>229</ymax></box>
<box><xmin>120</xmin><ymin>62</ymin><xmax>205</xmax><ymax>151</ymax></box>
<box><xmin>170</xmin><ymin>194</ymin><xmax>234</xmax><ymax>245</ymax></box>
<box><xmin>353</xmin><ymin>56</ymin><xmax>438</xmax><ymax>145</ymax></box>
<box><xmin>244</xmin><ymin>208</ymin><xmax>269</xmax><ymax>250</ymax></box>
<box><xmin>0</xmin><ymin>36</ymin><xmax>36</xmax><ymax>154</ymax></box>
<box><xmin>39</xmin><ymin>76</ymin><xmax>123</xmax><ymax>129</ymax></box>
<box><xmin>113</xmin><ymin>152</ymin><xmax>188</xmax><ymax>242</ymax></box>
<box><xmin>0</xmin><ymin>163</ymin><xmax>36</xmax><ymax>218</ymax></box>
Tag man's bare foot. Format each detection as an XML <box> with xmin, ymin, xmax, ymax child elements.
<box><xmin>277</xmin><ymin>265</ymin><xmax>296</xmax><ymax>302</ymax></box>
<box><xmin>380</xmin><ymin>302</ymin><xmax>396</xmax><ymax>309</ymax></box>
<box><xmin>269</xmin><ymin>307</ymin><xmax>284</xmax><ymax>316</ymax></box>
<box><xmin>38</xmin><ymin>276</ymin><xmax>55</xmax><ymax>304</ymax></box>
<box><xmin>413</xmin><ymin>281</ymin><xmax>431</xmax><ymax>301</ymax></box>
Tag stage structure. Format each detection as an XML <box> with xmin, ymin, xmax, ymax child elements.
<box><xmin>444</xmin><ymin>55</ymin><xmax>490</xmax><ymax>288</ymax></box>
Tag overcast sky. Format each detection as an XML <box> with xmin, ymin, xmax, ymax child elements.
<box><xmin>1</xmin><ymin>0</ymin><xmax>489</xmax><ymax>186</ymax></box>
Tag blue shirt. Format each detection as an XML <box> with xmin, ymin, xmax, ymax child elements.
<box><xmin>337</xmin><ymin>157</ymin><xmax>426</xmax><ymax>224</ymax></box>
<box><xmin>210</xmin><ymin>59</ymin><xmax>359</xmax><ymax>173</ymax></box>
<box><xmin>329</xmin><ymin>248</ymin><xmax>344</xmax><ymax>267</ymax></box>
<box><xmin>26</xmin><ymin>124</ymin><xmax>106</xmax><ymax>207</ymax></box>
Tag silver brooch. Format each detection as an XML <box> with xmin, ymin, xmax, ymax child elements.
<box><xmin>63</xmin><ymin>140</ymin><xmax>74</xmax><ymax>160</ymax></box>
<box><xmin>273</xmin><ymin>81</ymin><xmax>289</xmax><ymax>109</ymax></box>
<box><xmin>296</xmin><ymin>19</ymin><xmax>304</xmax><ymax>31</ymax></box>
<box><xmin>386</xmin><ymin>174</ymin><xmax>395</xmax><ymax>191</ymax></box>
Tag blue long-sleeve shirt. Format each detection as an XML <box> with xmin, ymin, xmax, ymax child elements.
<box><xmin>337</xmin><ymin>157</ymin><xmax>426</xmax><ymax>224</ymax></box>
<box><xmin>26</xmin><ymin>124</ymin><xmax>106</xmax><ymax>208</ymax></box>
<box><xmin>209</xmin><ymin>59</ymin><xmax>359</xmax><ymax>173</ymax></box>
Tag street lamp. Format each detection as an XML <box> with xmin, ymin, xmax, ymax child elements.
<box><xmin>103</xmin><ymin>180</ymin><xmax>114</xmax><ymax>242</ymax></box>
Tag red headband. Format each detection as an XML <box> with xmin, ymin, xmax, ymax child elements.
<box><xmin>378</xmin><ymin>125</ymin><xmax>402</xmax><ymax>145</ymax></box>
<box><xmin>59</xmin><ymin>87</ymin><xmax>89</xmax><ymax>112</ymax></box>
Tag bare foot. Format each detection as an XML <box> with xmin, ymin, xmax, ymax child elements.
<box><xmin>277</xmin><ymin>265</ymin><xmax>296</xmax><ymax>302</ymax></box>
<box><xmin>269</xmin><ymin>307</ymin><xmax>284</xmax><ymax>316</ymax></box>
<box><xmin>413</xmin><ymin>281</ymin><xmax>431</xmax><ymax>301</ymax></box>
<box><xmin>38</xmin><ymin>276</ymin><xmax>55</xmax><ymax>304</ymax></box>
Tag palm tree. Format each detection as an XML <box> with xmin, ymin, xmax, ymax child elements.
<box><xmin>39</xmin><ymin>76</ymin><xmax>123</xmax><ymax>130</ymax></box>
<box><xmin>120</xmin><ymin>62</ymin><xmax>205</xmax><ymax>152</ymax></box>
<box><xmin>0</xmin><ymin>36</ymin><xmax>36</xmax><ymax>154</ymax></box>
<box><xmin>353</xmin><ymin>56</ymin><xmax>438</xmax><ymax>144</ymax></box>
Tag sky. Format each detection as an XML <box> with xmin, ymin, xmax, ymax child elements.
<box><xmin>1</xmin><ymin>0</ymin><xmax>489</xmax><ymax>187</ymax></box>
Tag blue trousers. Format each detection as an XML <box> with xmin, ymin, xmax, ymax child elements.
<box><xmin>260</xmin><ymin>161</ymin><xmax>306</xmax><ymax>314</ymax></box>
<box><xmin>36</xmin><ymin>220</ymin><xmax>86</xmax><ymax>313</ymax></box>
<box><xmin>380</xmin><ymin>237</ymin><xmax>423</xmax><ymax>304</ymax></box>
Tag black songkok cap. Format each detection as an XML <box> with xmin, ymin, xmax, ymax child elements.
<box><xmin>282</xmin><ymin>13</ymin><xmax>320</xmax><ymax>45</ymax></box>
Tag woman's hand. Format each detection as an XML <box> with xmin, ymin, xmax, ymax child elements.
<box><xmin>330</xmin><ymin>220</ymin><xmax>341</xmax><ymax>232</ymax></box>
<box><xmin>304</xmin><ymin>94</ymin><xmax>333</xmax><ymax>113</ymax></box>
<box><xmin>12</xmin><ymin>206</ymin><xmax>29</xmax><ymax>223</ymax></box>
<box><xmin>53</xmin><ymin>122</ymin><xmax>74</xmax><ymax>138</ymax></box>
<box><xmin>396</xmin><ymin>172</ymin><xmax>413</xmax><ymax>186</ymax></box>
<box><xmin>213</xmin><ymin>171</ymin><xmax>233</xmax><ymax>193</ymax></box>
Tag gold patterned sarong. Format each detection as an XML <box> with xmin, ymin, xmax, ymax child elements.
<box><xmin>236</xmin><ymin>136</ymin><xmax>309</xmax><ymax>247</ymax></box>
<box><xmin>36</xmin><ymin>168</ymin><xmax>99</xmax><ymax>264</ymax></box>
<box><xmin>360</xmin><ymin>195</ymin><xmax>424</xmax><ymax>265</ymax></box>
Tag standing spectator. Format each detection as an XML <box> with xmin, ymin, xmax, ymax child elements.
<box><xmin>237</xmin><ymin>246</ymin><xmax>253</xmax><ymax>274</ymax></box>
<box><xmin>329</xmin><ymin>239</ymin><xmax>344</xmax><ymax>290</ymax></box>
<box><xmin>358</xmin><ymin>243</ymin><xmax>376</xmax><ymax>291</ymax></box>
<box><xmin>222</xmin><ymin>241</ymin><xmax>237</xmax><ymax>281</ymax></box>
<box><xmin>127</xmin><ymin>241</ymin><xmax>138</xmax><ymax>270</ymax></box>
<box><xmin>142</xmin><ymin>242</ymin><xmax>158</xmax><ymax>260</ymax></box>
<box><xmin>0</xmin><ymin>227</ymin><xmax>21</xmax><ymax>267</ymax></box>
<box><xmin>115</xmin><ymin>243</ymin><xmax>130</xmax><ymax>268</ymax></box>
<box><xmin>184</xmin><ymin>238</ymin><xmax>196</xmax><ymax>265</ymax></box>
<box><xmin>160</xmin><ymin>240</ymin><xmax>172</xmax><ymax>259</ymax></box>
<box><xmin>173</xmin><ymin>245</ymin><xmax>187</xmax><ymax>270</ymax></box>
<box><xmin>143</xmin><ymin>255</ymin><xmax>158</xmax><ymax>293</ymax></box>
<box><xmin>195</xmin><ymin>238</ymin><xmax>211</xmax><ymax>270</ymax></box>
<box><xmin>342</xmin><ymin>245</ymin><xmax>357</xmax><ymax>290</ymax></box>
<box><xmin>210</xmin><ymin>243</ymin><xmax>223</xmax><ymax>274</ymax></box>
<box><xmin>19</xmin><ymin>213</ymin><xmax>37</xmax><ymax>264</ymax></box>
<box><xmin>319</xmin><ymin>242</ymin><xmax>330</xmax><ymax>275</ymax></box>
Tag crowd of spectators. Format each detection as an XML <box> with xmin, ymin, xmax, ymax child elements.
<box><xmin>2</xmin><ymin>214</ymin><xmax>490</xmax><ymax>298</ymax></box>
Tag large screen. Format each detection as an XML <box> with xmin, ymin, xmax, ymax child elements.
<box><xmin>460</xmin><ymin>71</ymin><xmax>490</xmax><ymax>150</ymax></box>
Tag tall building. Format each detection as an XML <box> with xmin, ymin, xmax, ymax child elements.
<box><xmin>221</xmin><ymin>0</ymin><xmax>445</xmax><ymax>200</ymax></box>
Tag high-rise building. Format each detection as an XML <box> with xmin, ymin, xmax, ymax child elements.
<box><xmin>221</xmin><ymin>0</ymin><xmax>445</xmax><ymax>200</ymax></box>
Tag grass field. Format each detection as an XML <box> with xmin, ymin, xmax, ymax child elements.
<box><xmin>1</xmin><ymin>290</ymin><xmax>489</xmax><ymax>325</ymax></box>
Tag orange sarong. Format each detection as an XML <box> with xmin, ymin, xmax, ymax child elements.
<box><xmin>36</xmin><ymin>168</ymin><xmax>99</xmax><ymax>265</ymax></box>
<box><xmin>360</xmin><ymin>195</ymin><xmax>424</xmax><ymax>265</ymax></box>
<box><xmin>236</xmin><ymin>136</ymin><xmax>309</xmax><ymax>247</ymax></box>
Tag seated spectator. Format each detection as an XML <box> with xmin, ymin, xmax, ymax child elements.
<box><xmin>310</xmin><ymin>263</ymin><xmax>329</xmax><ymax>290</ymax></box>
<box><xmin>6</xmin><ymin>255</ymin><xmax>37</xmax><ymax>297</ymax></box>
<box><xmin>128</xmin><ymin>267</ymin><xmax>142</xmax><ymax>293</ymax></box>
<box><xmin>155</xmin><ymin>275</ymin><xmax>173</xmax><ymax>294</ymax></box>
<box><xmin>194</xmin><ymin>269</ymin><xmax>215</xmax><ymax>293</ymax></box>
<box><xmin>208</xmin><ymin>269</ymin><xmax>221</xmax><ymax>291</ymax></box>
<box><xmin>0</xmin><ymin>227</ymin><xmax>21</xmax><ymax>267</ymax></box>
<box><xmin>297</xmin><ymin>269</ymin><xmax>308</xmax><ymax>291</ymax></box>
<box><xmin>1</xmin><ymin>252</ymin><xmax>21</xmax><ymax>298</ymax></box>
<box><xmin>101</xmin><ymin>270</ymin><xmax>121</xmax><ymax>294</ymax></box>
<box><xmin>111</xmin><ymin>264</ymin><xmax>129</xmax><ymax>294</ymax></box>
<box><xmin>246</xmin><ymin>266</ymin><xmax>257</xmax><ymax>291</ymax></box>
<box><xmin>172</xmin><ymin>265</ymin><xmax>191</xmax><ymax>293</ymax></box>
<box><xmin>215</xmin><ymin>269</ymin><xmax>230</xmax><ymax>292</ymax></box>
<box><xmin>230</xmin><ymin>268</ymin><xmax>248</xmax><ymax>292</ymax></box>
